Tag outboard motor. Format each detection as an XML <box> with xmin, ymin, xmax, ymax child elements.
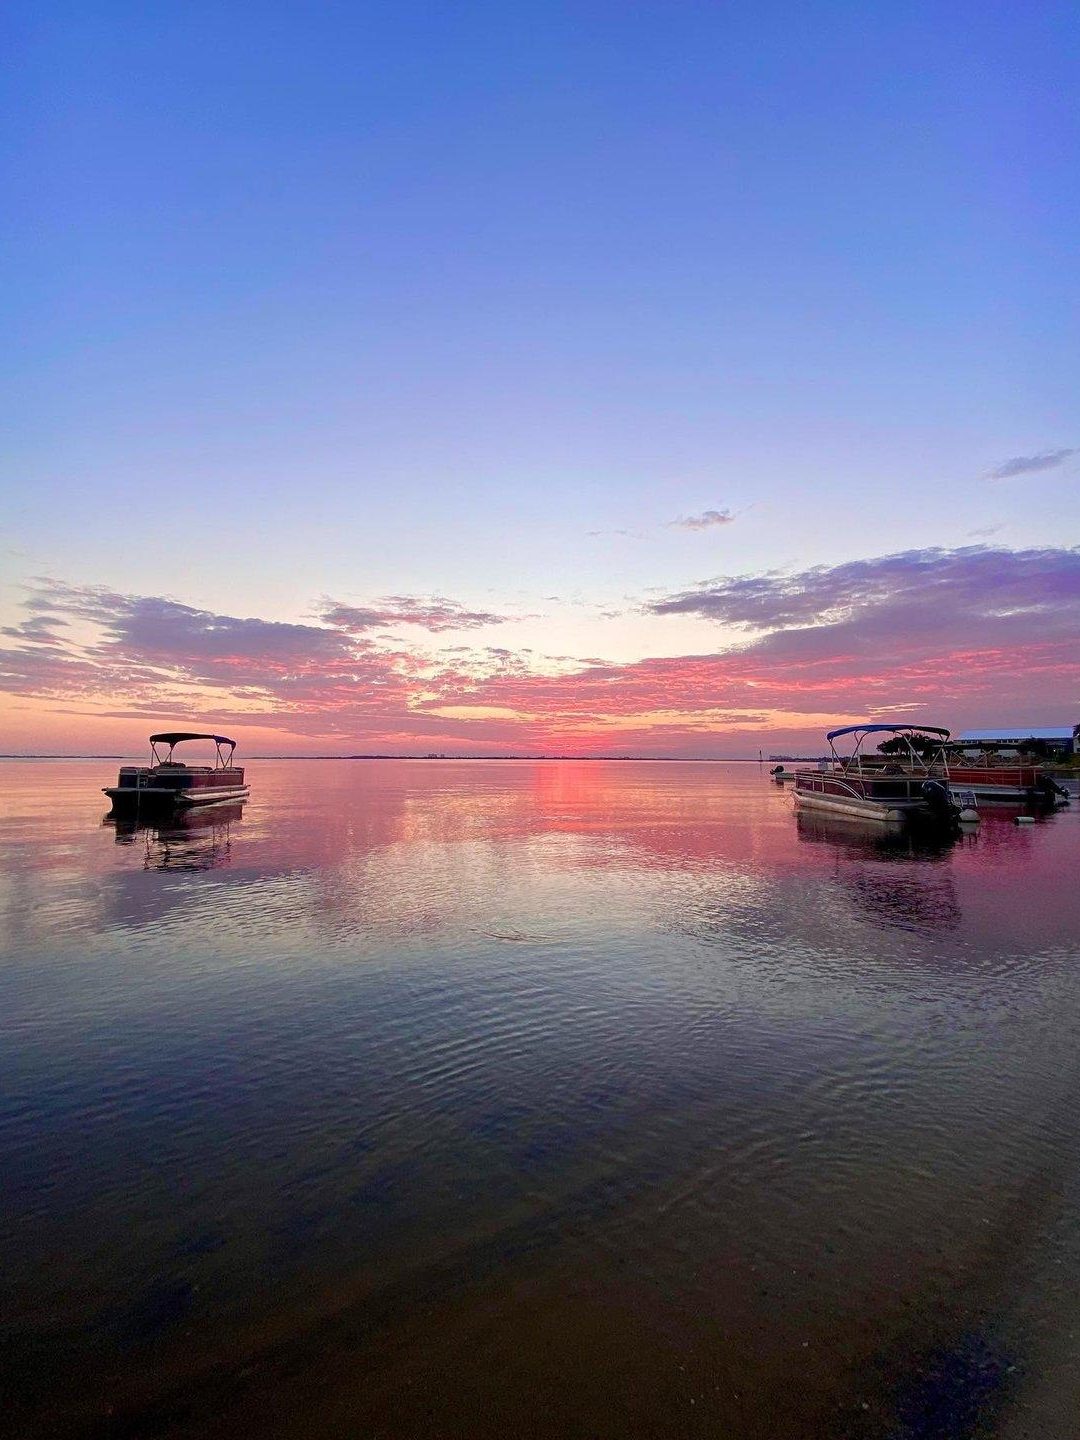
<box><xmin>1034</xmin><ymin>775</ymin><xmax>1070</xmax><ymax>805</ymax></box>
<box><xmin>921</xmin><ymin>778</ymin><xmax>957</xmax><ymax>820</ymax></box>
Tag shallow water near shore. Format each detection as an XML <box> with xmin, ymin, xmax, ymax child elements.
<box><xmin>2</xmin><ymin>758</ymin><xmax>1079</xmax><ymax>1439</ymax></box>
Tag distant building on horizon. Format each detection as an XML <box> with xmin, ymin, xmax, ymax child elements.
<box><xmin>954</xmin><ymin>725</ymin><xmax>1078</xmax><ymax>757</ymax></box>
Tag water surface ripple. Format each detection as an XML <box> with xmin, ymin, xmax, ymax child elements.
<box><xmin>1</xmin><ymin>759</ymin><xmax>1078</xmax><ymax>1439</ymax></box>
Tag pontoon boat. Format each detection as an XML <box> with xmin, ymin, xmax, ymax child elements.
<box><xmin>793</xmin><ymin>725</ymin><xmax>959</xmax><ymax>824</ymax></box>
<box><xmin>934</xmin><ymin>744</ymin><xmax>1069</xmax><ymax>804</ymax></box>
<box><xmin>103</xmin><ymin>733</ymin><xmax>250</xmax><ymax>811</ymax></box>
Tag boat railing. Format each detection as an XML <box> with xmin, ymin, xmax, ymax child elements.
<box><xmin>795</xmin><ymin>770</ymin><xmax>928</xmax><ymax>801</ymax></box>
<box><xmin>796</xmin><ymin>773</ymin><xmax>866</xmax><ymax>801</ymax></box>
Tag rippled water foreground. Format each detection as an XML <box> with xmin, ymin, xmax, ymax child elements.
<box><xmin>2</xmin><ymin>759</ymin><xmax>1078</xmax><ymax>1439</ymax></box>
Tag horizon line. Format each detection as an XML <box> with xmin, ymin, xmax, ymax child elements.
<box><xmin>0</xmin><ymin>752</ymin><xmax>827</xmax><ymax>763</ymax></box>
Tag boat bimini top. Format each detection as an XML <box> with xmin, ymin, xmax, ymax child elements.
<box><xmin>148</xmin><ymin>732</ymin><xmax>238</xmax><ymax>769</ymax></box>
<box><xmin>826</xmin><ymin>724</ymin><xmax>950</xmax><ymax>775</ymax></box>
<box><xmin>825</xmin><ymin>724</ymin><xmax>950</xmax><ymax>744</ymax></box>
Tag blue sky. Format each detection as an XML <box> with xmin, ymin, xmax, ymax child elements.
<box><xmin>2</xmin><ymin>1</ymin><xmax>1077</xmax><ymax>751</ymax></box>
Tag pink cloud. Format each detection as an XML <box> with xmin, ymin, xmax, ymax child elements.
<box><xmin>2</xmin><ymin>547</ymin><xmax>1077</xmax><ymax>753</ymax></box>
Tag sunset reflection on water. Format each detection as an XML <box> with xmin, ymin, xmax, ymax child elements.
<box><xmin>1</xmin><ymin>759</ymin><xmax>1078</xmax><ymax>1440</ymax></box>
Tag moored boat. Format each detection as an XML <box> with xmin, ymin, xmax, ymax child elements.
<box><xmin>793</xmin><ymin>725</ymin><xmax>959</xmax><ymax>824</ymax></box>
<box><xmin>935</xmin><ymin>745</ymin><xmax>1070</xmax><ymax>805</ymax></box>
<box><xmin>103</xmin><ymin>732</ymin><xmax>250</xmax><ymax>811</ymax></box>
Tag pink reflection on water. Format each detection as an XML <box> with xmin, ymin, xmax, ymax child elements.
<box><xmin>0</xmin><ymin>759</ymin><xmax>1075</xmax><ymax>954</ymax></box>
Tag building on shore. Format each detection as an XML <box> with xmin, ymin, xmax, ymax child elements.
<box><xmin>954</xmin><ymin>726</ymin><xmax>1078</xmax><ymax>758</ymax></box>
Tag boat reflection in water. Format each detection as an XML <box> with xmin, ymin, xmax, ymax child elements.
<box><xmin>795</xmin><ymin>808</ymin><xmax>962</xmax><ymax>933</ymax></box>
<box><xmin>104</xmin><ymin>800</ymin><xmax>246</xmax><ymax>871</ymax></box>
<box><xmin>794</xmin><ymin>807</ymin><xmax>960</xmax><ymax>859</ymax></box>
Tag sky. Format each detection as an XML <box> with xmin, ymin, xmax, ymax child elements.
<box><xmin>2</xmin><ymin>0</ymin><xmax>1078</xmax><ymax>755</ymax></box>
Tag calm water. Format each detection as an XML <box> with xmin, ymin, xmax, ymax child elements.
<box><xmin>2</xmin><ymin>759</ymin><xmax>1079</xmax><ymax>1440</ymax></box>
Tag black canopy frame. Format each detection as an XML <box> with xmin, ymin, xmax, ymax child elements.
<box><xmin>149</xmin><ymin>733</ymin><xmax>238</xmax><ymax>769</ymax></box>
<box><xmin>825</xmin><ymin>723</ymin><xmax>951</xmax><ymax>777</ymax></box>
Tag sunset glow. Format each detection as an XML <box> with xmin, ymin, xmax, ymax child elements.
<box><xmin>2</xmin><ymin>544</ymin><xmax>1077</xmax><ymax>755</ymax></box>
<box><xmin>3</xmin><ymin>3</ymin><xmax>1077</xmax><ymax>754</ymax></box>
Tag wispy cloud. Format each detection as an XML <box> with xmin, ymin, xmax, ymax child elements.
<box><xmin>667</xmin><ymin>508</ymin><xmax>735</xmax><ymax>531</ymax></box>
<box><xmin>589</xmin><ymin>509</ymin><xmax>736</xmax><ymax>538</ymax></box>
<box><xmin>986</xmin><ymin>448</ymin><xmax>1075</xmax><ymax>480</ymax></box>
<box><xmin>320</xmin><ymin>596</ymin><xmax>509</xmax><ymax>633</ymax></box>
<box><xmin>0</xmin><ymin>580</ymin><xmax>419</xmax><ymax>712</ymax></box>
<box><xmin>647</xmin><ymin>545</ymin><xmax>1080</xmax><ymax>636</ymax></box>
<box><xmin>1</xmin><ymin>613</ymin><xmax>69</xmax><ymax>646</ymax></box>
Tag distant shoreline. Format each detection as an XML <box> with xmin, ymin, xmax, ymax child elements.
<box><xmin>0</xmin><ymin>753</ymin><xmax>817</xmax><ymax>763</ymax></box>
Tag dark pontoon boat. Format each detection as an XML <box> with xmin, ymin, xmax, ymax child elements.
<box><xmin>793</xmin><ymin>725</ymin><xmax>958</xmax><ymax>824</ymax></box>
<box><xmin>103</xmin><ymin>733</ymin><xmax>250</xmax><ymax>811</ymax></box>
